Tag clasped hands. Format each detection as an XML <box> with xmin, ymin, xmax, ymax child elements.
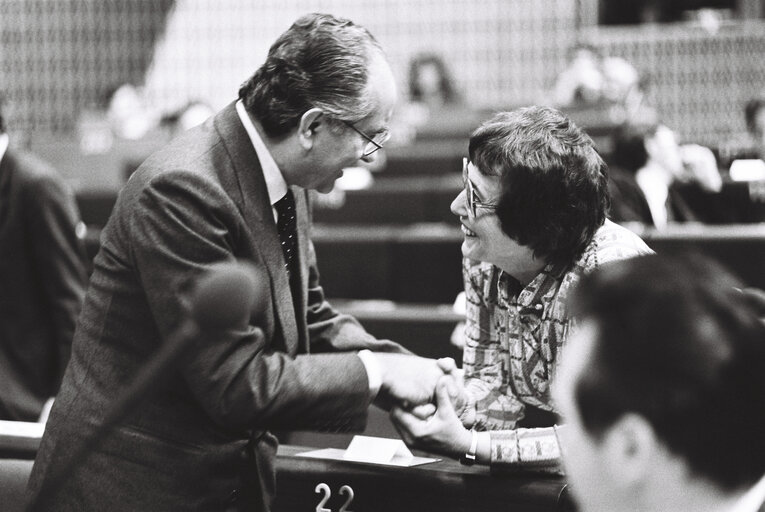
<box><xmin>374</xmin><ymin>354</ymin><xmax>476</xmax><ymax>458</ymax></box>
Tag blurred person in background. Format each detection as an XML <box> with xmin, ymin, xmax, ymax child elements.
<box><xmin>608</xmin><ymin>122</ymin><xmax>722</xmax><ymax>229</ymax></box>
<box><xmin>0</xmin><ymin>93</ymin><xmax>88</xmax><ymax>422</ymax></box>
<box><xmin>28</xmin><ymin>13</ymin><xmax>453</xmax><ymax>511</ymax></box>
<box><xmin>720</xmin><ymin>97</ymin><xmax>765</xmax><ymax>168</ymax></box>
<box><xmin>392</xmin><ymin>51</ymin><xmax>483</xmax><ymax>145</ymax></box>
<box><xmin>390</xmin><ymin>107</ymin><xmax>652</xmax><ymax>470</ymax></box>
<box><xmin>408</xmin><ymin>52</ymin><xmax>462</xmax><ymax>111</ymax></box>
<box><xmin>553</xmin><ymin>253</ymin><xmax>765</xmax><ymax>512</ymax></box>
<box><xmin>600</xmin><ymin>57</ymin><xmax>658</xmax><ymax>126</ymax></box>
<box><xmin>744</xmin><ymin>97</ymin><xmax>765</xmax><ymax>160</ymax></box>
<box><xmin>552</xmin><ymin>43</ymin><xmax>604</xmax><ymax>107</ymax></box>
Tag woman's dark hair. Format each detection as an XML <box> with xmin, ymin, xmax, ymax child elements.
<box><xmin>468</xmin><ymin>106</ymin><xmax>609</xmax><ymax>270</ymax></box>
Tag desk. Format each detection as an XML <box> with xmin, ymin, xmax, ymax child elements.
<box><xmin>0</xmin><ymin>422</ymin><xmax>574</xmax><ymax>512</ymax></box>
<box><xmin>274</xmin><ymin>445</ymin><xmax>574</xmax><ymax>512</ymax></box>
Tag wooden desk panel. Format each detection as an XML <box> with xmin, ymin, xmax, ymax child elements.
<box><xmin>0</xmin><ymin>423</ymin><xmax>575</xmax><ymax>512</ymax></box>
<box><xmin>274</xmin><ymin>445</ymin><xmax>574</xmax><ymax>512</ymax></box>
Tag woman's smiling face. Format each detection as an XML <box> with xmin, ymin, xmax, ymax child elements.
<box><xmin>450</xmin><ymin>160</ymin><xmax>537</xmax><ymax>275</ymax></box>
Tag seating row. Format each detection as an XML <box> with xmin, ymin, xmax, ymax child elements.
<box><xmin>76</xmin><ymin>176</ymin><xmax>765</xmax><ymax>230</ymax></box>
<box><xmin>312</xmin><ymin>223</ymin><xmax>765</xmax><ymax>302</ymax></box>
<box><xmin>83</xmin><ymin>223</ymin><xmax>764</xmax><ymax>303</ymax></box>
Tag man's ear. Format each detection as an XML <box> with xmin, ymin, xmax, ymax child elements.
<box><xmin>601</xmin><ymin>413</ymin><xmax>659</xmax><ymax>488</ymax></box>
<box><xmin>297</xmin><ymin>108</ymin><xmax>324</xmax><ymax>150</ymax></box>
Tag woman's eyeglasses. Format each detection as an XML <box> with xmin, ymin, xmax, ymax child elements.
<box><xmin>462</xmin><ymin>157</ymin><xmax>498</xmax><ymax>219</ymax></box>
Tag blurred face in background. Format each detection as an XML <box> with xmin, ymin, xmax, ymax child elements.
<box><xmin>415</xmin><ymin>61</ymin><xmax>443</xmax><ymax>99</ymax></box>
<box><xmin>646</xmin><ymin>125</ymin><xmax>683</xmax><ymax>178</ymax></box>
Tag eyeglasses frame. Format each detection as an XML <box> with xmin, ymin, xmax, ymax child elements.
<box><xmin>342</xmin><ymin>120</ymin><xmax>388</xmax><ymax>158</ymax></box>
<box><xmin>462</xmin><ymin>157</ymin><xmax>498</xmax><ymax>219</ymax></box>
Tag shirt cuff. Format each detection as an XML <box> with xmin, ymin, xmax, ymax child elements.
<box><xmin>357</xmin><ymin>350</ymin><xmax>382</xmax><ymax>399</ymax></box>
<box><xmin>488</xmin><ymin>426</ymin><xmax>563</xmax><ymax>470</ymax></box>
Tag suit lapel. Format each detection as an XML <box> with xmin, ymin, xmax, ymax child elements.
<box><xmin>212</xmin><ymin>103</ymin><xmax>299</xmax><ymax>354</ymax></box>
<box><xmin>293</xmin><ymin>188</ymin><xmax>310</xmax><ymax>351</ymax></box>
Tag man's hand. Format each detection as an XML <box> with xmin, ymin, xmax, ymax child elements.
<box><xmin>374</xmin><ymin>354</ymin><xmax>455</xmax><ymax>409</ymax></box>
<box><xmin>679</xmin><ymin>143</ymin><xmax>722</xmax><ymax>192</ymax></box>
<box><xmin>390</xmin><ymin>376</ymin><xmax>473</xmax><ymax>458</ymax></box>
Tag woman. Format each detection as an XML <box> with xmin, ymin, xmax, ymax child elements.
<box><xmin>392</xmin><ymin>106</ymin><xmax>652</xmax><ymax>470</ymax></box>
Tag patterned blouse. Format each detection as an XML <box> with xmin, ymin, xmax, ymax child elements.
<box><xmin>461</xmin><ymin>219</ymin><xmax>653</xmax><ymax>468</ymax></box>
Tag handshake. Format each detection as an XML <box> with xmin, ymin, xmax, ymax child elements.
<box><xmin>371</xmin><ymin>354</ymin><xmax>477</xmax><ymax>458</ymax></box>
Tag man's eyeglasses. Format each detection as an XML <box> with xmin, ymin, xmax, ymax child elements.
<box><xmin>462</xmin><ymin>157</ymin><xmax>498</xmax><ymax>219</ymax></box>
<box><xmin>342</xmin><ymin>120</ymin><xmax>390</xmax><ymax>158</ymax></box>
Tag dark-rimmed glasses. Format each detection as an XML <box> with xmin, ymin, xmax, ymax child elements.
<box><xmin>342</xmin><ymin>120</ymin><xmax>390</xmax><ymax>158</ymax></box>
<box><xmin>462</xmin><ymin>157</ymin><xmax>498</xmax><ymax>219</ymax></box>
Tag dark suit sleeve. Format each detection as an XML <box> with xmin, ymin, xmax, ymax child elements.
<box><xmin>128</xmin><ymin>171</ymin><xmax>371</xmax><ymax>432</ymax></box>
<box><xmin>25</xmin><ymin>172</ymin><xmax>87</xmax><ymax>386</ymax></box>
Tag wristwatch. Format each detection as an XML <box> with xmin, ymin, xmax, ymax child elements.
<box><xmin>459</xmin><ymin>429</ymin><xmax>478</xmax><ymax>465</ymax></box>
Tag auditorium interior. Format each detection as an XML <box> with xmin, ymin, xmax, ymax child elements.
<box><xmin>2</xmin><ymin>1</ymin><xmax>765</xmax><ymax>510</ymax></box>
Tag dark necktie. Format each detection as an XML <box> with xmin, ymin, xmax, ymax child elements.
<box><xmin>274</xmin><ymin>189</ymin><xmax>298</xmax><ymax>278</ymax></box>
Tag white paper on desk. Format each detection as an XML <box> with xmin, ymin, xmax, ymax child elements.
<box><xmin>343</xmin><ymin>435</ymin><xmax>413</xmax><ymax>464</ymax></box>
<box><xmin>297</xmin><ymin>436</ymin><xmax>440</xmax><ymax>467</ymax></box>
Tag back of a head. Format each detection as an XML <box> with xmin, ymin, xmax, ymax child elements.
<box><xmin>572</xmin><ymin>253</ymin><xmax>765</xmax><ymax>492</ymax></box>
<box><xmin>238</xmin><ymin>13</ymin><xmax>383</xmax><ymax>138</ymax></box>
<box><xmin>468</xmin><ymin>106</ymin><xmax>609</xmax><ymax>270</ymax></box>
<box><xmin>610</xmin><ymin>122</ymin><xmax>657</xmax><ymax>172</ymax></box>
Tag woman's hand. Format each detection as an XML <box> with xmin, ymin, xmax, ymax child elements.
<box><xmin>390</xmin><ymin>376</ymin><xmax>473</xmax><ymax>458</ymax></box>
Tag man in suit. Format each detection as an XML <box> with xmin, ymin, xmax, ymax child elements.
<box><xmin>28</xmin><ymin>13</ymin><xmax>451</xmax><ymax>511</ymax></box>
<box><xmin>553</xmin><ymin>254</ymin><xmax>765</xmax><ymax>512</ymax></box>
<box><xmin>0</xmin><ymin>94</ymin><xmax>88</xmax><ymax>422</ymax></box>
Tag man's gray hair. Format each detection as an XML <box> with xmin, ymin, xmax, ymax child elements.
<box><xmin>239</xmin><ymin>13</ymin><xmax>384</xmax><ymax>138</ymax></box>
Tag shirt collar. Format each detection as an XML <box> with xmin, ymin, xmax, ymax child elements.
<box><xmin>0</xmin><ymin>133</ymin><xmax>9</xmax><ymax>164</ymax></box>
<box><xmin>235</xmin><ymin>99</ymin><xmax>288</xmax><ymax>205</ymax></box>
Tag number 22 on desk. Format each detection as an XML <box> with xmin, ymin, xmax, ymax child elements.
<box><xmin>315</xmin><ymin>482</ymin><xmax>355</xmax><ymax>512</ymax></box>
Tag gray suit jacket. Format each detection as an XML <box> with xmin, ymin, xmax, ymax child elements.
<box><xmin>27</xmin><ymin>103</ymin><xmax>404</xmax><ymax>511</ymax></box>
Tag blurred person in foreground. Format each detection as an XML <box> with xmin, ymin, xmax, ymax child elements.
<box><xmin>28</xmin><ymin>13</ymin><xmax>453</xmax><ymax>511</ymax></box>
<box><xmin>553</xmin><ymin>253</ymin><xmax>765</xmax><ymax>512</ymax></box>
<box><xmin>391</xmin><ymin>106</ymin><xmax>652</xmax><ymax>469</ymax></box>
<box><xmin>0</xmin><ymin>94</ymin><xmax>88</xmax><ymax>422</ymax></box>
<box><xmin>608</xmin><ymin>122</ymin><xmax>722</xmax><ymax>229</ymax></box>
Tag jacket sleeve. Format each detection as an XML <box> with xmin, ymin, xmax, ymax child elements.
<box><xmin>127</xmin><ymin>170</ymin><xmax>372</xmax><ymax>432</ymax></box>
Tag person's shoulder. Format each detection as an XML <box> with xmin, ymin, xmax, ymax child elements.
<box><xmin>584</xmin><ymin>220</ymin><xmax>653</xmax><ymax>269</ymax></box>
<box><xmin>6</xmin><ymin>149</ymin><xmax>72</xmax><ymax>198</ymax></box>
